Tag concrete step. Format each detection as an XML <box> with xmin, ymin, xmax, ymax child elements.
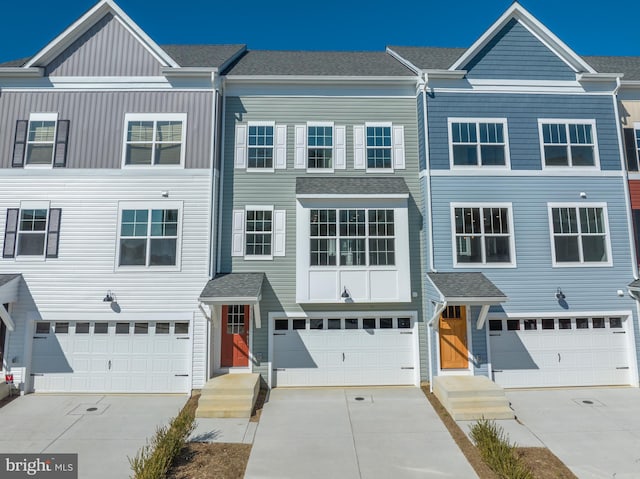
<box><xmin>434</xmin><ymin>376</ymin><xmax>506</xmax><ymax>399</ymax></box>
<box><xmin>447</xmin><ymin>396</ymin><xmax>511</xmax><ymax>410</ymax></box>
<box><xmin>196</xmin><ymin>373</ymin><xmax>260</xmax><ymax>419</ymax></box>
<box><xmin>433</xmin><ymin>375</ymin><xmax>514</xmax><ymax>421</ymax></box>
<box><xmin>196</xmin><ymin>401</ymin><xmax>253</xmax><ymax>418</ymax></box>
<box><xmin>197</xmin><ymin>396</ymin><xmax>254</xmax><ymax>409</ymax></box>
<box><xmin>450</xmin><ymin>406</ymin><xmax>515</xmax><ymax>421</ymax></box>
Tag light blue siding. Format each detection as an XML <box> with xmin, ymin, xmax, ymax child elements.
<box><xmin>427</xmin><ymin>93</ymin><xmax>622</xmax><ymax>171</ymax></box>
<box><xmin>469</xmin><ymin>306</ymin><xmax>489</xmax><ymax>378</ymax></box>
<box><xmin>464</xmin><ymin>19</ymin><xmax>576</xmax><ymax>81</ymax></box>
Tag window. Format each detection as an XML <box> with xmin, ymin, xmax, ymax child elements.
<box><xmin>246</xmin><ymin>209</ymin><xmax>272</xmax><ymax>257</ymax></box>
<box><xmin>94</xmin><ymin>323</ymin><xmax>109</xmax><ymax>334</ymax></box>
<box><xmin>609</xmin><ymin>317</ymin><xmax>622</xmax><ymax>328</ymax></box>
<box><xmin>345</xmin><ymin>318</ymin><xmax>358</xmax><ymax>329</ymax></box>
<box><xmin>248</xmin><ymin>125</ymin><xmax>274</xmax><ymax>169</ymax></box>
<box><xmin>134</xmin><ymin>323</ymin><xmax>149</xmax><ymax>334</ymax></box>
<box><xmin>592</xmin><ymin>317</ymin><xmax>605</xmax><ymax>329</ymax></box>
<box><xmin>116</xmin><ymin>323</ymin><xmax>130</xmax><ymax>334</ymax></box>
<box><xmin>123</xmin><ymin>114</ymin><xmax>186</xmax><ymax>167</ymax></box>
<box><xmin>175</xmin><ymin>322</ymin><xmax>189</xmax><ymax>334</ymax></box>
<box><xmin>523</xmin><ymin>319</ymin><xmax>537</xmax><ymax>330</ymax></box>
<box><xmin>507</xmin><ymin>320</ymin><xmax>520</xmax><ymax>330</ymax></box>
<box><xmin>310</xmin><ymin>319</ymin><xmax>324</xmax><ymax>330</ymax></box>
<box><xmin>366</xmin><ymin>125</ymin><xmax>392</xmax><ymax>169</ymax></box>
<box><xmin>118</xmin><ymin>205</ymin><xmax>180</xmax><ymax>268</ymax></box>
<box><xmin>35</xmin><ymin>322</ymin><xmax>50</xmax><ymax>334</ymax></box>
<box><xmin>576</xmin><ymin>318</ymin><xmax>589</xmax><ymax>329</ymax></box>
<box><xmin>550</xmin><ymin>205</ymin><xmax>610</xmax><ymax>265</ymax></box>
<box><xmin>3</xmin><ymin>206</ymin><xmax>61</xmax><ymax>259</ymax></box>
<box><xmin>12</xmin><ymin>113</ymin><xmax>69</xmax><ymax>168</ymax></box>
<box><xmin>275</xmin><ymin>319</ymin><xmax>288</xmax><ymax>331</ymax></box>
<box><xmin>380</xmin><ymin>318</ymin><xmax>393</xmax><ymax>329</ymax></box>
<box><xmin>453</xmin><ymin>205</ymin><xmax>514</xmax><ymax>266</ymax></box>
<box><xmin>327</xmin><ymin>319</ymin><xmax>341</xmax><ymax>330</ymax></box>
<box><xmin>539</xmin><ymin>120</ymin><xmax>598</xmax><ymax>168</ymax></box>
<box><xmin>559</xmin><ymin>319</ymin><xmax>572</xmax><ymax>329</ymax></box>
<box><xmin>307</xmin><ymin>125</ymin><xmax>333</xmax><ymax>169</ymax></box>
<box><xmin>310</xmin><ymin>208</ymin><xmax>395</xmax><ymax>266</ymax></box>
<box><xmin>398</xmin><ymin>318</ymin><xmax>411</xmax><ymax>328</ymax></box>
<box><xmin>292</xmin><ymin>319</ymin><xmax>306</xmax><ymax>330</ymax></box>
<box><xmin>55</xmin><ymin>322</ymin><xmax>69</xmax><ymax>334</ymax></box>
<box><xmin>363</xmin><ymin>318</ymin><xmax>376</xmax><ymax>329</ymax></box>
<box><xmin>75</xmin><ymin>322</ymin><xmax>90</xmax><ymax>334</ymax></box>
<box><xmin>542</xmin><ymin>319</ymin><xmax>555</xmax><ymax>330</ymax></box>
<box><xmin>489</xmin><ymin>320</ymin><xmax>502</xmax><ymax>331</ymax></box>
<box><xmin>449</xmin><ymin>119</ymin><xmax>508</xmax><ymax>167</ymax></box>
<box><xmin>156</xmin><ymin>322</ymin><xmax>170</xmax><ymax>334</ymax></box>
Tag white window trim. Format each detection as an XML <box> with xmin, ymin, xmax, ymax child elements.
<box><xmin>547</xmin><ymin>202</ymin><xmax>613</xmax><ymax>268</ymax></box>
<box><xmin>244</xmin><ymin>205</ymin><xmax>275</xmax><ymax>261</ymax></box>
<box><xmin>634</xmin><ymin>122</ymin><xmax>640</xmax><ymax>168</ymax></box>
<box><xmin>450</xmin><ymin>203</ymin><xmax>517</xmax><ymax>268</ymax></box>
<box><xmin>448</xmin><ymin>118</ymin><xmax>511</xmax><ymax>170</ymax></box>
<box><xmin>246</xmin><ymin>121</ymin><xmax>276</xmax><ymax>173</ymax></box>
<box><xmin>121</xmin><ymin>113</ymin><xmax>187</xmax><ymax>169</ymax></box>
<box><xmin>24</xmin><ymin>113</ymin><xmax>58</xmax><ymax>169</ymax></box>
<box><xmin>15</xmin><ymin>200</ymin><xmax>51</xmax><ymax>261</ymax></box>
<box><xmin>306</xmin><ymin>121</ymin><xmax>335</xmax><ymax>173</ymax></box>
<box><xmin>538</xmin><ymin>119</ymin><xmax>600</xmax><ymax>170</ymax></box>
<box><xmin>115</xmin><ymin>201</ymin><xmax>183</xmax><ymax>272</ymax></box>
<box><xmin>365</xmin><ymin>122</ymin><xmax>395</xmax><ymax>173</ymax></box>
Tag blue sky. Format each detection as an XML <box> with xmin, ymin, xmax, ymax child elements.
<box><xmin>1</xmin><ymin>0</ymin><xmax>638</xmax><ymax>63</ymax></box>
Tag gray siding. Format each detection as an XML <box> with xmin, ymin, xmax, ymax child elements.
<box><xmin>427</xmin><ymin>93</ymin><xmax>622</xmax><ymax>171</ymax></box>
<box><xmin>45</xmin><ymin>13</ymin><xmax>163</xmax><ymax>77</ymax></box>
<box><xmin>0</xmin><ymin>91</ymin><xmax>213</xmax><ymax>169</ymax></box>
<box><xmin>464</xmin><ymin>19</ymin><xmax>576</xmax><ymax>81</ymax></box>
<box><xmin>221</xmin><ymin>96</ymin><xmax>425</xmax><ymax>380</ymax></box>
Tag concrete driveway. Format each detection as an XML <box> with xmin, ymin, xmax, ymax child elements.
<box><xmin>0</xmin><ymin>394</ymin><xmax>186</xmax><ymax>479</ymax></box>
<box><xmin>245</xmin><ymin>387</ymin><xmax>477</xmax><ymax>479</ymax></box>
<box><xmin>506</xmin><ymin>388</ymin><xmax>640</xmax><ymax>479</ymax></box>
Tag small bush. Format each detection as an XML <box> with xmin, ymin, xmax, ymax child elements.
<box><xmin>129</xmin><ymin>400</ymin><xmax>196</xmax><ymax>479</ymax></box>
<box><xmin>469</xmin><ymin>418</ymin><xmax>533</xmax><ymax>479</ymax></box>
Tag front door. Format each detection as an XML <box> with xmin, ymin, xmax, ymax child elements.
<box><xmin>439</xmin><ymin>305</ymin><xmax>468</xmax><ymax>369</ymax></box>
<box><xmin>221</xmin><ymin>305</ymin><xmax>249</xmax><ymax>367</ymax></box>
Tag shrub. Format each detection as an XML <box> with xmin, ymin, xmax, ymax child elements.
<box><xmin>469</xmin><ymin>418</ymin><xmax>533</xmax><ymax>479</ymax></box>
<box><xmin>129</xmin><ymin>400</ymin><xmax>196</xmax><ymax>479</ymax></box>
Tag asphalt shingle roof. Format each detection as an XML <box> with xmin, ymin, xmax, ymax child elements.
<box><xmin>200</xmin><ymin>273</ymin><xmax>264</xmax><ymax>300</ymax></box>
<box><xmin>296</xmin><ymin>177</ymin><xmax>409</xmax><ymax>196</ymax></box>
<box><xmin>584</xmin><ymin>56</ymin><xmax>640</xmax><ymax>81</ymax></box>
<box><xmin>161</xmin><ymin>44</ymin><xmax>245</xmax><ymax>69</ymax></box>
<box><xmin>427</xmin><ymin>272</ymin><xmax>507</xmax><ymax>300</ymax></box>
<box><xmin>225</xmin><ymin>50</ymin><xmax>415</xmax><ymax>76</ymax></box>
<box><xmin>387</xmin><ymin>46</ymin><xmax>465</xmax><ymax>71</ymax></box>
<box><xmin>0</xmin><ymin>274</ymin><xmax>21</xmax><ymax>287</ymax></box>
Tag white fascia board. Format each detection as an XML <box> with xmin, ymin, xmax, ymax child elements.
<box><xmin>578</xmin><ymin>73</ymin><xmax>624</xmax><ymax>81</ymax></box>
<box><xmin>443</xmin><ymin>297</ymin><xmax>508</xmax><ymax>304</ymax></box>
<box><xmin>0</xmin><ymin>68</ymin><xmax>44</xmax><ymax>77</ymax></box>
<box><xmin>620</xmin><ymin>81</ymin><xmax>640</xmax><ymax>89</ymax></box>
<box><xmin>199</xmin><ymin>296</ymin><xmax>260</xmax><ymax>303</ymax></box>
<box><xmin>450</xmin><ymin>3</ymin><xmax>596</xmax><ymax>74</ymax></box>
<box><xmin>424</xmin><ymin>70</ymin><xmax>467</xmax><ymax>80</ymax></box>
<box><xmin>25</xmin><ymin>0</ymin><xmax>179</xmax><ymax>69</ymax></box>
<box><xmin>224</xmin><ymin>75</ymin><xmax>418</xmax><ymax>85</ymax></box>
<box><xmin>385</xmin><ymin>47</ymin><xmax>422</xmax><ymax>75</ymax></box>
<box><xmin>161</xmin><ymin>67</ymin><xmax>218</xmax><ymax>78</ymax></box>
<box><xmin>296</xmin><ymin>193</ymin><xmax>409</xmax><ymax>199</ymax></box>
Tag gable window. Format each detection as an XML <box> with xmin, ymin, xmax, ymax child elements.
<box><xmin>123</xmin><ymin>113</ymin><xmax>186</xmax><ymax>167</ymax></box>
<box><xmin>248</xmin><ymin>125</ymin><xmax>274</xmax><ymax>169</ymax></box>
<box><xmin>3</xmin><ymin>204</ymin><xmax>61</xmax><ymax>259</ymax></box>
<box><xmin>539</xmin><ymin>120</ymin><xmax>598</xmax><ymax>168</ymax></box>
<box><xmin>453</xmin><ymin>205</ymin><xmax>514</xmax><ymax>266</ymax></box>
<box><xmin>449</xmin><ymin>119</ymin><xmax>508</xmax><ymax>167</ymax></box>
<box><xmin>549</xmin><ymin>204</ymin><xmax>611</xmax><ymax>266</ymax></box>
<box><xmin>308</xmin><ymin>125</ymin><xmax>333</xmax><ymax>169</ymax></box>
<box><xmin>310</xmin><ymin>208</ymin><xmax>395</xmax><ymax>266</ymax></box>
<box><xmin>231</xmin><ymin>207</ymin><xmax>286</xmax><ymax>259</ymax></box>
<box><xmin>366</xmin><ymin>125</ymin><xmax>392</xmax><ymax>169</ymax></box>
<box><xmin>12</xmin><ymin>113</ymin><xmax>70</xmax><ymax>168</ymax></box>
<box><xmin>118</xmin><ymin>203</ymin><xmax>181</xmax><ymax>268</ymax></box>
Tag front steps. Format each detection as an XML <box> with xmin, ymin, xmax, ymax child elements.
<box><xmin>196</xmin><ymin>373</ymin><xmax>260</xmax><ymax>418</ymax></box>
<box><xmin>433</xmin><ymin>375</ymin><xmax>514</xmax><ymax>421</ymax></box>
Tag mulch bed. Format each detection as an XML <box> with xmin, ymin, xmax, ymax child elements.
<box><xmin>421</xmin><ymin>385</ymin><xmax>577</xmax><ymax>479</ymax></box>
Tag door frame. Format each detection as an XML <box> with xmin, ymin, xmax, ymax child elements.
<box><xmin>437</xmin><ymin>305</ymin><xmax>473</xmax><ymax>376</ymax></box>
<box><xmin>212</xmin><ymin>304</ymin><xmax>253</xmax><ymax>375</ymax></box>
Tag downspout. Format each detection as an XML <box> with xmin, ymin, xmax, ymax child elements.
<box><xmin>216</xmin><ymin>81</ymin><xmax>228</xmax><ymax>275</ymax></box>
<box><xmin>427</xmin><ymin>299</ymin><xmax>447</xmax><ymax>392</ymax></box>
<box><xmin>208</xmin><ymin>72</ymin><xmax>219</xmax><ymax>278</ymax></box>
<box><xmin>422</xmin><ymin>73</ymin><xmax>435</xmax><ymax>272</ymax></box>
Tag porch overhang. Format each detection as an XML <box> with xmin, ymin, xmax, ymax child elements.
<box><xmin>199</xmin><ymin>273</ymin><xmax>265</xmax><ymax>328</ymax></box>
<box><xmin>427</xmin><ymin>272</ymin><xmax>507</xmax><ymax>330</ymax></box>
<box><xmin>0</xmin><ymin>274</ymin><xmax>21</xmax><ymax>332</ymax></box>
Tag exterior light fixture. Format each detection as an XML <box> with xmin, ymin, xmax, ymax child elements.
<box><xmin>103</xmin><ymin>291</ymin><xmax>115</xmax><ymax>303</ymax></box>
<box><xmin>555</xmin><ymin>288</ymin><xmax>565</xmax><ymax>300</ymax></box>
<box><xmin>341</xmin><ymin>287</ymin><xmax>350</xmax><ymax>299</ymax></box>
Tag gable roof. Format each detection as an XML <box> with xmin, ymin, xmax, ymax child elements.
<box><xmin>225</xmin><ymin>50</ymin><xmax>415</xmax><ymax>77</ymax></box>
<box><xmin>161</xmin><ymin>45</ymin><xmax>246</xmax><ymax>70</ymax></box>
<box><xmin>427</xmin><ymin>272</ymin><xmax>507</xmax><ymax>303</ymax></box>
<box><xmin>200</xmin><ymin>273</ymin><xmax>264</xmax><ymax>301</ymax></box>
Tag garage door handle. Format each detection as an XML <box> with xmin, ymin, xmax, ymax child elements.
<box><xmin>273</xmin><ymin>333</ymin><xmax>286</xmax><ymax>336</ymax></box>
<box><xmin>108</xmin><ymin>360</ymin><xmax>111</xmax><ymax>370</ymax></box>
<box><xmin>176</xmin><ymin>337</ymin><xmax>190</xmax><ymax>340</ymax></box>
<box><xmin>342</xmin><ymin>353</ymin><xmax>345</xmax><ymax>362</ymax></box>
<box><xmin>493</xmin><ymin>370</ymin><xmax>503</xmax><ymax>373</ymax></box>
<box><xmin>273</xmin><ymin>368</ymin><xmax>286</xmax><ymax>371</ymax></box>
<box><xmin>617</xmin><ymin>367</ymin><xmax>630</xmax><ymax>370</ymax></box>
<box><xmin>33</xmin><ymin>336</ymin><xmax>47</xmax><ymax>339</ymax></box>
<box><xmin>30</xmin><ymin>373</ymin><xmax>44</xmax><ymax>376</ymax></box>
<box><xmin>400</xmin><ymin>332</ymin><xmax>412</xmax><ymax>335</ymax></box>
<box><xmin>174</xmin><ymin>374</ymin><xmax>189</xmax><ymax>377</ymax></box>
<box><xmin>558</xmin><ymin>353</ymin><xmax>561</xmax><ymax>363</ymax></box>
<box><xmin>401</xmin><ymin>367</ymin><xmax>414</xmax><ymax>370</ymax></box>
<box><xmin>613</xmin><ymin>331</ymin><xmax>626</xmax><ymax>334</ymax></box>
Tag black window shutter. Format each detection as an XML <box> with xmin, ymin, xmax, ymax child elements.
<box><xmin>12</xmin><ymin>120</ymin><xmax>28</xmax><ymax>168</ymax></box>
<box><xmin>3</xmin><ymin>209</ymin><xmax>19</xmax><ymax>258</ymax></box>
<box><xmin>46</xmin><ymin>208</ymin><xmax>62</xmax><ymax>258</ymax></box>
<box><xmin>53</xmin><ymin>120</ymin><xmax>70</xmax><ymax>168</ymax></box>
<box><xmin>623</xmin><ymin>128</ymin><xmax>639</xmax><ymax>172</ymax></box>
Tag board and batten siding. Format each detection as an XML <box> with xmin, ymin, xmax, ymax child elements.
<box><xmin>221</xmin><ymin>95</ymin><xmax>426</xmax><ymax>380</ymax></box>
<box><xmin>0</xmin><ymin>174</ymin><xmax>212</xmax><ymax>389</ymax></box>
<box><xmin>463</xmin><ymin>18</ymin><xmax>576</xmax><ymax>81</ymax></box>
<box><xmin>45</xmin><ymin>13</ymin><xmax>164</xmax><ymax>77</ymax></box>
<box><xmin>0</xmin><ymin>91</ymin><xmax>213</xmax><ymax>169</ymax></box>
<box><xmin>427</xmin><ymin>93</ymin><xmax>622</xmax><ymax>171</ymax></box>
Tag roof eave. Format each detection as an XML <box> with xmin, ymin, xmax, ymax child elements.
<box><xmin>161</xmin><ymin>67</ymin><xmax>218</xmax><ymax>78</ymax></box>
<box><xmin>442</xmin><ymin>296</ymin><xmax>508</xmax><ymax>305</ymax></box>
<box><xmin>578</xmin><ymin>72</ymin><xmax>624</xmax><ymax>82</ymax></box>
<box><xmin>424</xmin><ymin>69</ymin><xmax>467</xmax><ymax>80</ymax></box>
<box><xmin>224</xmin><ymin>75</ymin><xmax>418</xmax><ymax>84</ymax></box>
<box><xmin>0</xmin><ymin>67</ymin><xmax>44</xmax><ymax>77</ymax></box>
<box><xmin>199</xmin><ymin>295</ymin><xmax>260</xmax><ymax>303</ymax></box>
<box><xmin>296</xmin><ymin>193</ymin><xmax>409</xmax><ymax>199</ymax></box>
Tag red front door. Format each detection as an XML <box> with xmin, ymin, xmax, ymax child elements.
<box><xmin>221</xmin><ymin>305</ymin><xmax>249</xmax><ymax>367</ymax></box>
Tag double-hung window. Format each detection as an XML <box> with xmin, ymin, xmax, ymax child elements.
<box><xmin>118</xmin><ymin>203</ymin><xmax>181</xmax><ymax>268</ymax></box>
<box><xmin>625</xmin><ymin>124</ymin><xmax>640</xmax><ymax>172</ymax></box>
<box><xmin>123</xmin><ymin>114</ymin><xmax>186</xmax><ymax>167</ymax></box>
<box><xmin>310</xmin><ymin>208</ymin><xmax>395</xmax><ymax>266</ymax></box>
<box><xmin>549</xmin><ymin>204</ymin><xmax>611</xmax><ymax>266</ymax></box>
<box><xmin>366</xmin><ymin>125</ymin><xmax>392</xmax><ymax>170</ymax></box>
<box><xmin>449</xmin><ymin>119</ymin><xmax>509</xmax><ymax>168</ymax></box>
<box><xmin>539</xmin><ymin>120</ymin><xmax>598</xmax><ymax>168</ymax></box>
<box><xmin>294</xmin><ymin>122</ymin><xmax>346</xmax><ymax>171</ymax></box>
<box><xmin>307</xmin><ymin>125</ymin><xmax>333</xmax><ymax>169</ymax></box>
<box><xmin>235</xmin><ymin>122</ymin><xmax>286</xmax><ymax>170</ymax></box>
<box><xmin>246</xmin><ymin>209</ymin><xmax>273</xmax><ymax>257</ymax></box>
<box><xmin>353</xmin><ymin>123</ymin><xmax>405</xmax><ymax>171</ymax></box>
<box><xmin>248</xmin><ymin>124</ymin><xmax>274</xmax><ymax>169</ymax></box>
<box><xmin>12</xmin><ymin>113</ymin><xmax>70</xmax><ymax>168</ymax></box>
<box><xmin>453</xmin><ymin>205</ymin><xmax>514</xmax><ymax>266</ymax></box>
<box><xmin>231</xmin><ymin>206</ymin><xmax>286</xmax><ymax>259</ymax></box>
<box><xmin>3</xmin><ymin>204</ymin><xmax>61</xmax><ymax>259</ymax></box>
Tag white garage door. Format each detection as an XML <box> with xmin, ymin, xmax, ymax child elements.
<box><xmin>490</xmin><ymin>316</ymin><xmax>632</xmax><ymax>388</ymax></box>
<box><xmin>273</xmin><ymin>316</ymin><xmax>417</xmax><ymax>387</ymax></box>
<box><xmin>31</xmin><ymin>320</ymin><xmax>191</xmax><ymax>393</ymax></box>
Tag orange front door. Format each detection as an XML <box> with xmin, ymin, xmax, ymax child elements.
<box><xmin>439</xmin><ymin>305</ymin><xmax>468</xmax><ymax>369</ymax></box>
<box><xmin>221</xmin><ymin>305</ymin><xmax>249</xmax><ymax>367</ymax></box>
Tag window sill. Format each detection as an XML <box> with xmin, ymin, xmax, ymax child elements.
<box><xmin>453</xmin><ymin>262</ymin><xmax>517</xmax><ymax>269</ymax></box>
<box><xmin>246</xmin><ymin>168</ymin><xmax>276</xmax><ymax>173</ymax></box>
<box><xmin>306</xmin><ymin>168</ymin><xmax>335</xmax><ymax>174</ymax></box>
<box><xmin>366</xmin><ymin>168</ymin><xmax>395</xmax><ymax>174</ymax></box>
<box><xmin>551</xmin><ymin>261</ymin><xmax>613</xmax><ymax>268</ymax></box>
<box><xmin>243</xmin><ymin>256</ymin><xmax>274</xmax><ymax>261</ymax></box>
<box><xmin>116</xmin><ymin>265</ymin><xmax>182</xmax><ymax>272</ymax></box>
<box><xmin>121</xmin><ymin>164</ymin><xmax>185</xmax><ymax>169</ymax></box>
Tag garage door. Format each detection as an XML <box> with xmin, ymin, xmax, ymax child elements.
<box><xmin>31</xmin><ymin>320</ymin><xmax>191</xmax><ymax>393</ymax></box>
<box><xmin>273</xmin><ymin>316</ymin><xmax>417</xmax><ymax>387</ymax></box>
<box><xmin>490</xmin><ymin>316</ymin><xmax>632</xmax><ymax>388</ymax></box>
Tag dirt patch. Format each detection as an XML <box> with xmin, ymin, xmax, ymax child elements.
<box><xmin>167</xmin><ymin>442</ymin><xmax>252</xmax><ymax>479</ymax></box>
<box><xmin>421</xmin><ymin>385</ymin><xmax>576</xmax><ymax>479</ymax></box>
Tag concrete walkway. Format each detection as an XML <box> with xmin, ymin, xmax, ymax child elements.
<box><xmin>0</xmin><ymin>394</ymin><xmax>186</xmax><ymax>479</ymax></box>
<box><xmin>458</xmin><ymin>388</ymin><xmax>640</xmax><ymax>479</ymax></box>
<box><xmin>245</xmin><ymin>387</ymin><xmax>477</xmax><ymax>479</ymax></box>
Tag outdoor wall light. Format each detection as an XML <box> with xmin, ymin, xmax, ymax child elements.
<box><xmin>555</xmin><ymin>288</ymin><xmax>566</xmax><ymax>300</ymax></box>
<box><xmin>341</xmin><ymin>287</ymin><xmax>351</xmax><ymax>299</ymax></box>
<box><xmin>103</xmin><ymin>290</ymin><xmax>115</xmax><ymax>303</ymax></box>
